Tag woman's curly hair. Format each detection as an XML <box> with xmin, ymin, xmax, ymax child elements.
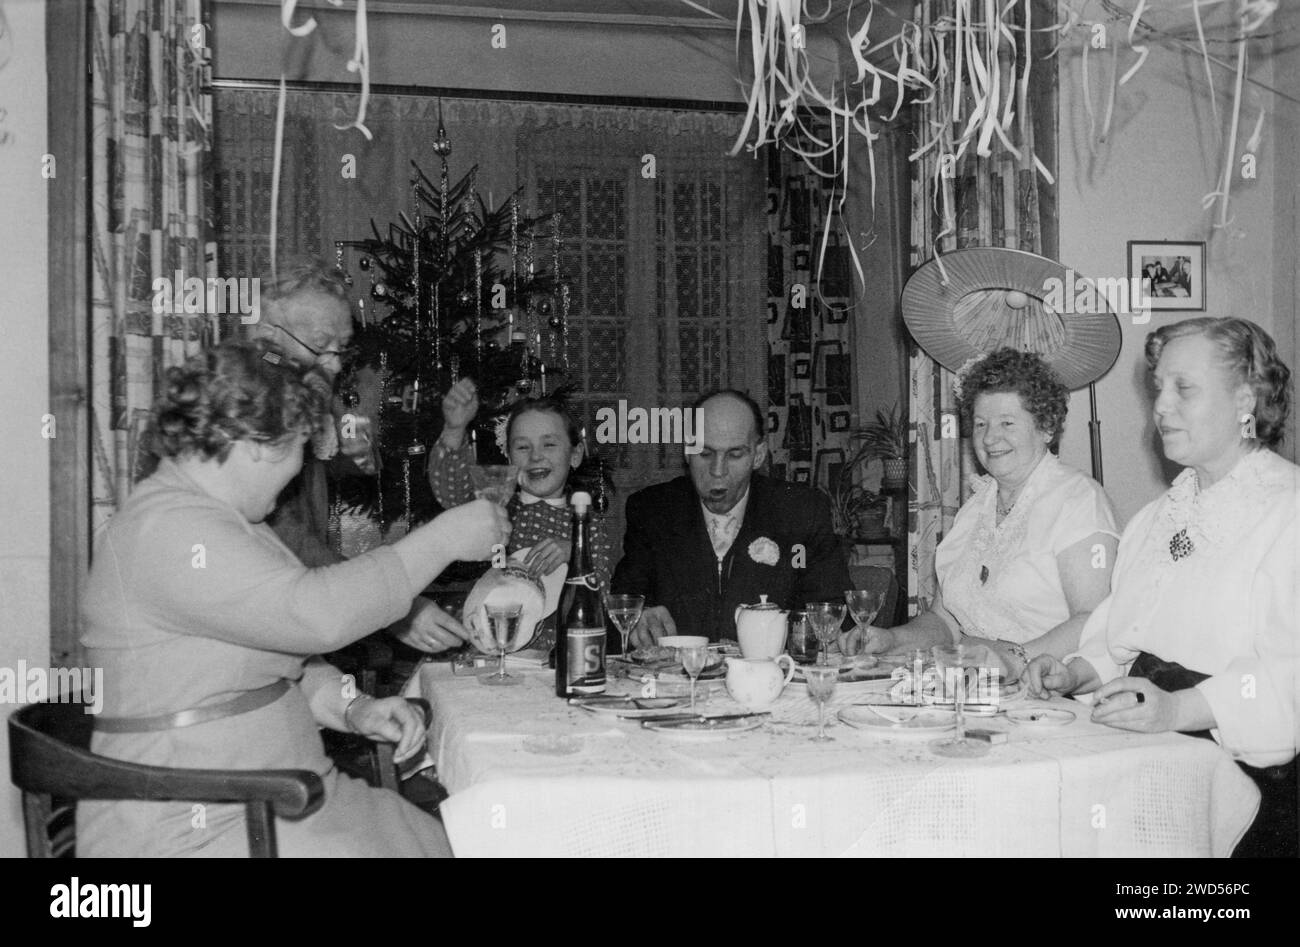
<box><xmin>151</xmin><ymin>339</ymin><xmax>328</xmax><ymax>462</ymax></box>
<box><xmin>958</xmin><ymin>348</ymin><xmax>1070</xmax><ymax>451</ymax></box>
<box><xmin>1145</xmin><ymin>317</ymin><xmax>1292</xmax><ymax>449</ymax></box>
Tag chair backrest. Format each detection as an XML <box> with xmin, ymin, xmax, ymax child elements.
<box><xmin>8</xmin><ymin>695</ymin><xmax>324</xmax><ymax>858</ymax></box>
<box><xmin>846</xmin><ymin>564</ymin><xmax>900</xmax><ymax>628</ymax></box>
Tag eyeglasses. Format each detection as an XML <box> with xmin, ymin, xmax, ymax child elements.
<box><xmin>270</xmin><ymin>323</ymin><xmax>347</xmax><ymax>363</ymax></box>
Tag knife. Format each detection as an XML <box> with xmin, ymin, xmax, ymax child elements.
<box><xmin>638</xmin><ymin>712</ymin><xmax>770</xmax><ymax>726</ymax></box>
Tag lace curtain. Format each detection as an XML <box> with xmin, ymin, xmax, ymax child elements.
<box><xmin>90</xmin><ymin>0</ymin><xmax>212</xmax><ymax>533</ymax></box>
<box><xmin>906</xmin><ymin>0</ymin><xmax>1052</xmax><ymax>616</ymax></box>
<box><xmin>211</xmin><ymin>89</ymin><xmax>766</xmax><ymax>547</ymax></box>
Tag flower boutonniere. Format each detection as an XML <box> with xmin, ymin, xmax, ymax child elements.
<box><xmin>748</xmin><ymin>536</ymin><xmax>780</xmax><ymax>566</ymax></box>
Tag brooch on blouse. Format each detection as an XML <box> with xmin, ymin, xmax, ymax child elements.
<box><xmin>1169</xmin><ymin>528</ymin><xmax>1195</xmax><ymax>561</ymax></box>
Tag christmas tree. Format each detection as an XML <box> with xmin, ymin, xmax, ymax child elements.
<box><xmin>331</xmin><ymin>120</ymin><xmax>607</xmax><ymax>537</ymax></box>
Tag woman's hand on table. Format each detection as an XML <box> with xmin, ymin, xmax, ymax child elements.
<box><xmin>1089</xmin><ymin>678</ymin><xmax>1179</xmax><ymax>732</ymax></box>
<box><xmin>391</xmin><ymin>596</ymin><xmax>468</xmax><ymax>653</ymax></box>
<box><xmin>523</xmin><ymin>537</ymin><xmax>570</xmax><ymax>578</ymax></box>
<box><xmin>345</xmin><ymin>696</ymin><xmax>429</xmax><ymax>764</ymax></box>
<box><xmin>632</xmin><ymin>605</ymin><xmax>677</xmax><ymax>648</ymax></box>
<box><xmin>960</xmin><ymin>637</ymin><xmax>1021</xmax><ymax>682</ymax></box>
<box><xmin>839</xmin><ymin>625</ymin><xmax>895</xmax><ymax>656</ymax></box>
<box><xmin>1024</xmin><ymin>654</ymin><xmax>1074</xmax><ymax>698</ymax></box>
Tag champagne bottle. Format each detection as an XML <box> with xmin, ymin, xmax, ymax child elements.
<box><xmin>555</xmin><ymin>492</ymin><xmax>607</xmax><ymax>697</ymax></box>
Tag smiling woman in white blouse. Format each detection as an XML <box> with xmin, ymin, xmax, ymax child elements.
<box><xmin>842</xmin><ymin>349</ymin><xmax>1120</xmax><ymax>681</ymax></box>
<box><xmin>1028</xmin><ymin>317</ymin><xmax>1298</xmax><ymax>857</ymax></box>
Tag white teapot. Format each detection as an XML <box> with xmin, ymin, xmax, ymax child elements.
<box><xmin>733</xmin><ymin>594</ymin><xmax>788</xmax><ymax>659</ymax></box>
<box><xmin>725</xmin><ymin>655</ymin><xmax>796</xmax><ymax>711</ymax></box>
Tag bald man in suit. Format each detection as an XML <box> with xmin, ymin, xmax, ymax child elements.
<box><xmin>612</xmin><ymin>390</ymin><xmax>850</xmax><ymax>645</ymax></box>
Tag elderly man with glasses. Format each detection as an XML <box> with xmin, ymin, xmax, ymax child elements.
<box><xmin>249</xmin><ymin>258</ymin><xmax>470</xmax><ymax>654</ymax></box>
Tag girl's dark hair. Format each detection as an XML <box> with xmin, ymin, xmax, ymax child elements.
<box><xmin>151</xmin><ymin>339</ymin><xmax>326</xmax><ymax>462</ymax></box>
<box><xmin>1145</xmin><ymin>317</ymin><xmax>1292</xmax><ymax>449</ymax></box>
<box><xmin>958</xmin><ymin>348</ymin><xmax>1070</xmax><ymax>451</ymax></box>
<box><xmin>506</xmin><ymin>396</ymin><xmax>582</xmax><ymax>447</ymax></box>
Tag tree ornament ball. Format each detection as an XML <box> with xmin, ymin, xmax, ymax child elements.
<box><xmin>485</xmin><ymin>339</ymin><xmax>500</xmax><ymax>353</ymax></box>
<box><xmin>538</xmin><ymin>299</ymin><xmax>552</xmax><ymax>315</ymax></box>
<box><xmin>457</xmin><ymin>290</ymin><xmax>473</xmax><ymax>306</ymax></box>
<box><xmin>547</xmin><ymin>314</ymin><xmax>564</xmax><ymax>330</ymax></box>
<box><xmin>359</xmin><ymin>256</ymin><xmax>371</xmax><ymax>270</ymax></box>
<box><xmin>516</xmin><ymin>378</ymin><xmax>533</xmax><ymax>393</ymax></box>
<box><xmin>371</xmin><ymin>282</ymin><xmax>388</xmax><ymax>300</ymax></box>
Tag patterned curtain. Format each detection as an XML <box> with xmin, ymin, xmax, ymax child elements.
<box><xmin>765</xmin><ymin>135</ymin><xmax>854</xmax><ymax>490</ymax></box>
<box><xmin>906</xmin><ymin>0</ymin><xmax>1051</xmax><ymax>615</ymax></box>
<box><xmin>90</xmin><ymin>0</ymin><xmax>213</xmax><ymax>531</ymax></box>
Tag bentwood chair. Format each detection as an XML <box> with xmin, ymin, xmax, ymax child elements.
<box><xmin>8</xmin><ymin>693</ymin><xmax>431</xmax><ymax>857</ymax></box>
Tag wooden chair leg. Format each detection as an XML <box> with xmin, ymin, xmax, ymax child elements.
<box><xmin>245</xmin><ymin>802</ymin><xmax>278</xmax><ymax>858</ymax></box>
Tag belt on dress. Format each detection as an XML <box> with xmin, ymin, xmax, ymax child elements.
<box><xmin>93</xmin><ymin>679</ymin><xmax>291</xmax><ymax>733</ymax></box>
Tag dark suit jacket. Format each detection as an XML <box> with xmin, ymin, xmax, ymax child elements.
<box><xmin>611</xmin><ymin>474</ymin><xmax>851</xmax><ymax>641</ymax></box>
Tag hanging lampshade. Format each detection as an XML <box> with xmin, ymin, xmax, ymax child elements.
<box><xmin>901</xmin><ymin>247</ymin><xmax>1121</xmax><ymax>390</ymax></box>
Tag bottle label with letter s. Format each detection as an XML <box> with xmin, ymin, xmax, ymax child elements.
<box><xmin>564</xmin><ymin>626</ymin><xmax>606</xmax><ymax>694</ymax></box>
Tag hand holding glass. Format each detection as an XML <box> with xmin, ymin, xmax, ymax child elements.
<box><xmin>470</xmin><ymin>464</ymin><xmax>520</xmax><ymax>507</ymax></box>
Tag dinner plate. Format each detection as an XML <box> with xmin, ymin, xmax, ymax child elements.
<box><xmin>837</xmin><ymin>705</ymin><xmax>956</xmax><ymax>735</ymax></box>
<box><xmin>574</xmin><ymin>697</ymin><xmax>685</xmax><ymax>719</ymax></box>
<box><xmin>791</xmin><ymin>661</ymin><xmax>893</xmax><ymax>686</ymax></box>
<box><xmin>642</xmin><ymin>716</ymin><xmax>766</xmax><ymax>739</ymax></box>
<box><xmin>1006</xmin><ymin>707</ymin><xmax>1076</xmax><ymax>727</ymax></box>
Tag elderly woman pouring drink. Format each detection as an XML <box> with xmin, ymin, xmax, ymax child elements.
<box><xmin>78</xmin><ymin>340</ymin><xmax>511</xmax><ymax>857</ymax></box>
<box><xmin>841</xmin><ymin>348</ymin><xmax>1119</xmax><ymax>680</ymax></box>
<box><xmin>1027</xmin><ymin>318</ymin><xmax>1299</xmax><ymax>857</ymax></box>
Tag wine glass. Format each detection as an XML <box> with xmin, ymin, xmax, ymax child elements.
<box><xmin>604</xmin><ymin>593</ymin><xmax>645</xmax><ymax>661</ymax></box>
<box><xmin>470</xmin><ymin>464</ymin><xmax>520</xmax><ymax>507</ymax></box>
<box><xmin>929</xmin><ymin>643</ymin><xmax>990</xmax><ymax>758</ymax></box>
<box><xmin>475</xmin><ymin>602</ymin><xmax>528</xmax><ymax>685</ymax></box>
<box><xmin>843</xmin><ymin>590</ymin><xmax>886</xmax><ymax>655</ymax></box>
<box><xmin>805</xmin><ymin>602</ymin><xmax>847</xmax><ymax>666</ymax></box>
<box><xmin>804</xmin><ymin>665</ymin><xmax>838</xmax><ymax>742</ymax></box>
<box><xmin>679</xmin><ymin>645</ymin><xmax>709</xmax><ymax>714</ymax></box>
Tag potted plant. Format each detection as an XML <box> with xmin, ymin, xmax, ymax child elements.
<box><xmin>858</xmin><ymin>403</ymin><xmax>907</xmax><ymax>489</ymax></box>
<box><xmin>824</xmin><ymin>440</ymin><xmax>889</xmax><ymax>540</ymax></box>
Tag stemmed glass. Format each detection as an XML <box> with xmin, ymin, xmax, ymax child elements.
<box><xmin>679</xmin><ymin>645</ymin><xmax>709</xmax><ymax>714</ymax></box>
<box><xmin>604</xmin><ymin>594</ymin><xmax>645</xmax><ymax>661</ymax></box>
<box><xmin>929</xmin><ymin>643</ymin><xmax>990</xmax><ymax>758</ymax></box>
<box><xmin>473</xmin><ymin>602</ymin><xmax>528</xmax><ymax>685</ymax></box>
<box><xmin>843</xmin><ymin>590</ymin><xmax>886</xmax><ymax>654</ymax></box>
<box><xmin>805</xmin><ymin>602</ymin><xmax>847</xmax><ymax>666</ymax></box>
<box><xmin>470</xmin><ymin>464</ymin><xmax>520</xmax><ymax>507</ymax></box>
<box><xmin>804</xmin><ymin>665</ymin><xmax>838</xmax><ymax>742</ymax></box>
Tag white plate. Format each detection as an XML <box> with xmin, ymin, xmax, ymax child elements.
<box><xmin>642</xmin><ymin>716</ymin><xmax>766</xmax><ymax>739</ymax></box>
<box><xmin>837</xmin><ymin>704</ymin><xmax>956</xmax><ymax>735</ymax></box>
<box><xmin>1007</xmin><ymin>707</ymin><xmax>1076</xmax><ymax>727</ymax></box>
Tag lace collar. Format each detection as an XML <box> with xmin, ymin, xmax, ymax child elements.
<box><xmin>1159</xmin><ymin>449</ymin><xmax>1277</xmax><ymax>553</ymax></box>
<box><xmin>967</xmin><ymin>452</ymin><xmax>1055</xmax><ymax>561</ymax></box>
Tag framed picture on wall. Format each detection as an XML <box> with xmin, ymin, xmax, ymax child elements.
<box><xmin>1127</xmin><ymin>240</ymin><xmax>1206</xmax><ymax>311</ymax></box>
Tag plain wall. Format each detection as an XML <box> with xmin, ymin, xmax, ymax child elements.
<box><xmin>0</xmin><ymin>0</ymin><xmax>50</xmax><ymax>858</ymax></box>
<box><xmin>1054</xmin><ymin>32</ymin><xmax>1281</xmax><ymax>525</ymax></box>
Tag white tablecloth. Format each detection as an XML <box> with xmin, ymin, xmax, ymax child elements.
<box><xmin>406</xmin><ymin>659</ymin><xmax>1260</xmax><ymax>858</ymax></box>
